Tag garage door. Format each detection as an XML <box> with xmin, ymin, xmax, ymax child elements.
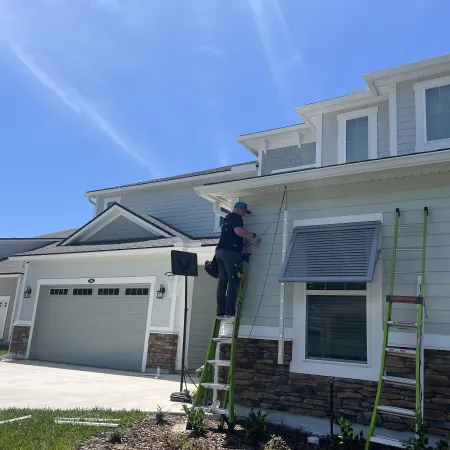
<box><xmin>29</xmin><ymin>284</ymin><xmax>151</xmax><ymax>372</ymax></box>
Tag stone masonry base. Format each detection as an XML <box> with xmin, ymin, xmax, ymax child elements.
<box><xmin>147</xmin><ymin>333</ymin><xmax>178</xmax><ymax>373</ymax></box>
<box><xmin>9</xmin><ymin>325</ymin><xmax>30</xmax><ymax>359</ymax></box>
<box><xmin>220</xmin><ymin>338</ymin><xmax>450</xmax><ymax>436</ymax></box>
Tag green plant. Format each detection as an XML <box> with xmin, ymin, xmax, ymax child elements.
<box><xmin>264</xmin><ymin>435</ymin><xmax>291</xmax><ymax>450</ymax></box>
<box><xmin>246</xmin><ymin>408</ymin><xmax>269</xmax><ymax>445</ymax></box>
<box><xmin>155</xmin><ymin>405</ymin><xmax>169</xmax><ymax>425</ymax></box>
<box><xmin>182</xmin><ymin>405</ymin><xmax>206</xmax><ymax>435</ymax></box>
<box><xmin>108</xmin><ymin>427</ymin><xmax>124</xmax><ymax>444</ymax></box>
<box><xmin>162</xmin><ymin>431</ymin><xmax>185</xmax><ymax>450</ymax></box>
<box><xmin>403</xmin><ymin>411</ymin><xmax>433</xmax><ymax>450</ymax></box>
<box><xmin>217</xmin><ymin>417</ymin><xmax>225</xmax><ymax>432</ymax></box>
<box><xmin>436</xmin><ymin>435</ymin><xmax>450</xmax><ymax>450</ymax></box>
<box><xmin>329</xmin><ymin>417</ymin><xmax>365</xmax><ymax>450</ymax></box>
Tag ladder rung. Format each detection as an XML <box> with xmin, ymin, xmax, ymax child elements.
<box><xmin>377</xmin><ymin>405</ymin><xmax>416</xmax><ymax>418</ymax></box>
<box><xmin>207</xmin><ymin>359</ymin><xmax>230</xmax><ymax>367</ymax></box>
<box><xmin>387</xmin><ymin>295</ymin><xmax>423</xmax><ymax>304</ymax></box>
<box><xmin>217</xmin><ymin>316</ymin><xmax>234</xmax><ymax>322</ymax></box>
<box><xmin>394</xmin><ymin>272</ymin><xmax>422</xmax><ymax>275</ymax></box>
<box><xmin>201</xmin><ymin>382</ymin><xmax>229</xmax><ymax>391</ymax></box>
<box><xmin>398</xmin><ymin>225</ymin><xmax>423</xmax><ymax>229</ymax></box>
<box><xmin>213</xmin><ymin>337</ymin><xmax>232</xmax><ymax>344</ymax></box>
<box><xmin>194</xmin><ymin>406</ymin><xmax>229</xmax><ymax>416</ymax></box>
<box><xmin>382</xmin><ymin>376</ymin><xmax>416</xmax><ymax>388</ymax></box>
<box><xmin>388</xmin><ymin>321</ymin><xmax>418</xmax><ymax>328</ymax></box>
<box><xmin>386</xmin><ymin>347</ymin><xmax>416</xmax><ymax>358</ymax></box>
<box><xmin>370</xmin><ymin>436</ymin><xmax>406</xmax><ymax>448</ymax></box>
<box><xmin>396</xmin><ymin>248</ymin><xmax>422</xmax><ymax>251</ymax></box>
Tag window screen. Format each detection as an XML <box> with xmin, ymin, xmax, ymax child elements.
<box><xmin>306</xmin><ymin>295</ymin><xmax>367</xmax><ymax>363</ymax></box>
<box><xmin>346</xmin><ymin>116</ymin><xmax>368</xmax><ymax>163</ymax></box>
<box><xmin>426</xmin><ymin>84</ymin><xmax>450</xmax><ymax>142</ymax></box>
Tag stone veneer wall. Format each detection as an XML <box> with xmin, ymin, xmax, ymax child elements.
<box><xmin>220</xmin><ymin>338</ymin><xmax>450</xmax><ymax>436</ymax></box>
<box><xmin>9</xmin><ymin>325</ymin><xmax>30</xmax><ymax>359</ymax></box>
<box><xmin>147</xmin><ymin>333</ymin><xmax>178</xmax><ymax>373</ymax></box>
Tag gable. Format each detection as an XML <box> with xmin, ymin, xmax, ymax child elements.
<box><xmin>82</xmin><ymin>216</ymin><xmax>160</xmax><ymax>244</ymax></box>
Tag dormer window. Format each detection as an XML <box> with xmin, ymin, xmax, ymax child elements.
<box><xmin>414</xmin><ymin>76</ymin><xmax>450</xmax><ymax>152</ymax></box>
<box><xmin>337</xmin><ymin>106</ymin><xmax>378</xmax><ymax>164</ymax></box>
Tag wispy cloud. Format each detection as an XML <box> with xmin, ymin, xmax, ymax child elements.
<box><xmin>247</xmin><ymin>0</ymin><xmax>301</xmax><ymax>98</ymax></box>
<box><xmin>199</xmin><ymin>45</ymin><xmax>224</xmax><ymax>57</ymax></box>
<box><xmin>8</xmin><ymin>43</ymin><xmax>156</xmax><ymax>172</ymax></box>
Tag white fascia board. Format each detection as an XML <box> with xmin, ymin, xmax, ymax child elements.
<box><xmin>84</xmin><ymin>164</ymin><xmax>258</xmax><ymax>198</ymax></box>
<box><xmin>195</xmin><ymin>148</ymin><xmax>450</xmax><ymax>199</ymax></box>
<box><xmin>0</xmin><ymin>274</ymin><xmax>21</xmax><ymax>278</ymax></box>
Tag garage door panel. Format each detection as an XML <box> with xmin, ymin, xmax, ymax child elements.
<box><xmin>29</xmin><ymin>284</ymin><xmax>150</xmax><ymax>371</ymax></box>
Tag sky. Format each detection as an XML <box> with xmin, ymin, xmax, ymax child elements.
<box><xmin>0</xmin><ymin>0</ymin><xmax>449</xmax><ymax>237</ymax></box>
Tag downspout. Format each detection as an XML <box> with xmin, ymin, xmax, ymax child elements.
<box><xmin>87</xmin><ymin>196</ymin><xmax>96</xmax><ymax>207</ymax></box>
<box><xmin>278</xmin><ymin>210</ymin><xmax>289</xmax><ymax>364</ymax></box>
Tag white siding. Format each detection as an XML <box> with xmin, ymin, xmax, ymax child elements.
<box><xmin>240</xmin><ymin>172</ymin><xmax>450</xmax><ymax>339</ymax></box>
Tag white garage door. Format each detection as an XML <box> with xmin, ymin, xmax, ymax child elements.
<box><xmin>29</xmin><ymin>284</ymin><xmax>151</xmax><ymax>372</ymax></box>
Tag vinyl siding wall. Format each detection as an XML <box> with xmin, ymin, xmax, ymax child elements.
<box><xmin>396</xmin><ymin>70</ymin><xmax>450</xmax><ymax>156</ymax></box>
<box><xmin>0</xmin><ymin>277</ymin><xmax>19</xmax><ymax>342</ymax></box>
<box><xmin>239</xmin><ymin>172</ymin><xmax>450</xmax><ymax>341</ymax></box>
<box><xmin>322</xmin><ymin>100</ymin><xmax>390</xmax><ymax>166</ymax></box>
<box><xmin>261</xmin><ymin>143</ymin><xmax>316</xmax><ymax>175</ymax></box>
<box><xmin>94</xmin><ymin>170</ymin><xmax>256</xmax><ymax>238</ymax></box>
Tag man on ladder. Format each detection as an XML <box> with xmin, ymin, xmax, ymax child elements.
<box><xmin>215</xmin><ymin>201</ymin><xmax>261</xmax><ymax>318</ymax></box>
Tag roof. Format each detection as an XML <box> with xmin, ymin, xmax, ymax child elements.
<box><xmin>0</xmin><ymin>259</ymin><xmax>24</xmax><ymax>275</ymax></box>
<box><xmin>85</xmin><ymin>161</ymin><xmax>257</xmax><ymax>195</ymax></box>
<box><xmin>35</xmin><ymin>229</ymin><xmax>79</xmax><ymax>239</ymax></box>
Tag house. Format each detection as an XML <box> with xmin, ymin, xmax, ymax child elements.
<box><xmin>193</xmin><ymin>54</ymin><xmax>450</xmax><ymax>436</ymax></box>
<box><xmin>0</xmin><ymin>231</ymin><xmax>75</xmax><ymax>346</ymax></box>
<box><xmin>8</xmin><ymin>162</ymin><xmax>257</xmax><ymax>374</ymax></box>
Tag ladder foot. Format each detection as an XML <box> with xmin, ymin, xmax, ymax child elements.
<box><xmin>228</xmin><ymin>423</ymin><xmax>235</xmax><ymax>434</ymax></box>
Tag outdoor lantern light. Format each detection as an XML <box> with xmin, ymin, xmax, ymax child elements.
<box><xmin>23</xmin><ymin>286</ymin><xmax>32</xmax><ymax>299</ymax></box>
<box><xmin>156</xmin><ymin>284</ymin><xmax>166</xmax><ymax>299</ymax></box>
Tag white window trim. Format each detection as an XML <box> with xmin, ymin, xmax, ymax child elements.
<box><xmin>104</xmin><ymin>196</ymin><xmax>121</xmax><ymax>210</ymax></box>
<box><xmin>214</xmin><ymin>214</ymin><xmax>223</xmax><ymax>233</ymax></box>
<box><xmin>389</xmin><ymin>85</ymin><xmax>398</xmax><ymax>156</ymax></box>
<box><xmin>290</xmin><ymin>213</ymin><xmax>383</xmax><ymax>381</ymax></box>
<box><xmin>337</xmin><ymin>106</ymin><xmax>378</xmax><ymax>164</ymax></box>
<box><xmin>414</xmin><ymin>75</ymin><xmax>450</xmax><ymax>153</ymax></box>
<box><xmin>315</xmin><ymin>113</ymin><xmax>323</xmax><ymax>166</ymax></box>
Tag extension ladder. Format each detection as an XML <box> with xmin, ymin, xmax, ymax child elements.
<box><xmin>193</xmin><ymin>253</ymin><xmax>250</xmax><ymax>431</ymax></box>
<box><xmin>366</xmin><ymin>207</ymin><xmax>428</xmax><ymax>449</ymax></box>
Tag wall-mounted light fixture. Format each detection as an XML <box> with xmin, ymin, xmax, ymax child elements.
<box><xmin>156</xmin><ymin>284</ymin><xmax>166</xmax><ymax>299</ymax></box>
<box><xmin>23</xmin><ymin>286</ymin><xmax>32</xmax><ymax>299</ymax></box>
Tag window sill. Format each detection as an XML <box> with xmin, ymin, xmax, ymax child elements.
<box><xmin>416</xmin><ymin>139</ymin><xmax>450</xmax><ymax>153</ymax></box>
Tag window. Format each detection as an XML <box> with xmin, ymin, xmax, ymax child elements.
<box><xmin>214</xmin><ymin>207</ymin><xmax>230</xmax><ymax>232</ymax></box>
<box><xmin>50</xmin><ymin>288</ymin><xmax>68</xmax><ymax>296</ymax></box>
<box><xmin>73</xmin><ymin>288</ymin><xmax>93</xmax><ymax>296</ymax></box>
<box><xmin>337</xmin><ymin>106</ymin><xmax>378</xmax><ymax>164</ymax></box>
<box><xmin>98</xmin><ymin>288</ymin><xmax>120</xmax><ymax>296</ymax></box>
<box><xmin>125</xmin><ymin>287</ymin><xmax>149</xmax><ymax>296</ymax></box>
<box><xmin>306</xmin><ymin>283</ymin><xmax>367</xmax><ymax>363</ymax></box>
<box><xmin>415</xmin><ymin>76</ymin><xmax>450</xmax><ymax>152</ymax></box>
<box><xmin>104</xmin><ymin>196</ymin><xmax>121</xmax><ymax>210</ymax></box>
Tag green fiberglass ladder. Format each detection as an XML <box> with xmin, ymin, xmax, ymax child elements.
<box><xmin>193</xmin><ymin>253</ymin><xmax>250</xmax><ymax>431</ymax></box>
<box><xmin>366</xmin><ymin>207</ymin><xmax>428</xmax><ymax>449</ymax></box>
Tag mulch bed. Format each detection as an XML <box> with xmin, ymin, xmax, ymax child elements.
<box><xmin>77</xmin><ymin>414</ymin><xmax>329</xmax><ymax>450</ymax></box>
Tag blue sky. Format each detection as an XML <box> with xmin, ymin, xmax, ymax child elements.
<box><xmin>0</xmin><ymin>0</ymin><xmax>449</xmax><ymax>237</ymax></box>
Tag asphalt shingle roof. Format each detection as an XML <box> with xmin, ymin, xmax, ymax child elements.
<box><xmin>85</xmin><ymin>161</ymin><xmax>257</xmax><ymax>194</ymax></box>
<box><xmin>0</xmin><ymin>259</ymin><xmax>24</xmax><ymax>275</ymax></box>
<box><xmin>35</xmin><ymin>229</ymin><xmax>79</xmax><ymax>239</ymax></box>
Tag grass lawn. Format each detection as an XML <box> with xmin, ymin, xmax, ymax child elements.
<box><xmin>0</xmin><ymin>407</ymin><xmax>146</xmax><ymax>450</ymax></box>
<box><xmin>0</xmin><ymin>349</ymin><xmax>9</xmax><ymax>356</ymax></box>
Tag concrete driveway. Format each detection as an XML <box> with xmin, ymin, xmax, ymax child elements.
<box><xmin>0</xmin><ymin>360</ymin><xmax>197</xmax><ymax>412</ymax></box>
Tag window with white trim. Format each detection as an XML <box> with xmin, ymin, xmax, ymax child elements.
<box><xmin>414</xmin><ymin>76</ymin><xmax>450</xmax><ymax>152</ymax></box>
<box><xmin>306</xmin><ymin>282</ymin><xmax>367</xmax><ymax>363</ymax></box>
<box><xmin>337</xmin><ymin>106</ymin><xmax>378</xmax><ymax>164</ymax></box>
<box><xmin>214</xmin><ymin>207</ymin><xmax>230</xmax><ymax>232</ymax></box>
<box><xmin>50</xmin><ymin>288</ymin><xmax>68</xmax><ymax>296</ymax></box>
<box><xmin>104</xmin><ymin>196</ymin><xmax>121</xmax><ymax>210</ymax></box>
<box><xmin>73</xmin><ymin>288</ymin><xmax>93</xmax><ymax>296</ymax></box>
<box><xmin>98</xmin><ymin>288</ymin><xmax>120</xmax><ymax>296</ymax></box>
<box><xmin>125</xmin><ymin>287</ymin><xmax>149</xmax><ymax>296</ymax></box>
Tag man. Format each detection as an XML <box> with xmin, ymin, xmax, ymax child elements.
<box><xmin>215</xmin><ymin>201</ymin><xmax>261</xmax><ymax>318</ymax></box>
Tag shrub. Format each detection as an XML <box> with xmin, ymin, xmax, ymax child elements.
<box><xmin>161</xmin><ymin>431</ymin><xmax>185</xmax><ymax>450</ymax></box>
<box><xmin>182</xmin><ymin>405</ymin><xmax>206</xmax><ymax>435</ymax></box>
<box><xmin>108</xmin><ymin>427</ymin><xmax>124</xmax><ymax>444</ymax></box>
<box><xmin>329</xmin><ymin>417</ymin><xmax>365</xmax><ymax>450</ymax></box>
<box><xmin>155</xmin><ymin>405</ymin><xmax>169</xmax><ymax>425</ymax></box>
<box><xmin>246</xmin><ymin>408</ymin><xmax>269</xmax><ymax>445</ymax></box>
<box><xmin>436</xmin><ymin>435</ymin><xmax>450</xmax><ymax>450</ymax></box>
<box><xmin>264</xmin><ymin>435</ymin><xmax>291</xmax><ymax>450</ymax></box>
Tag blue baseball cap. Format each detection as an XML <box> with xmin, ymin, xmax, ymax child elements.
<box><xmin>234</xmin><ymin>201</ymin><xmax>251</xmax><ymax>214</ymax></box>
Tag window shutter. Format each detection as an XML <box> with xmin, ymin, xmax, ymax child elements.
<box><xmin>280</xmin><ymin>221</ymin><xmax>381</xmax><ymax>282</ymax></box>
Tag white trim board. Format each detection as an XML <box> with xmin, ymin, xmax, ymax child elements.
<box><xmin>293</xmin><ymin>213</ymin><xmax>383</xmax><ymax>228</ymax></box>
<box><xmin>0</xmin><ymin>296</ymin><xmax>11</xmax><ymax>340</ymax></box>
<box><xmin>104</xmin><ymin>196</ymin><xmax>121</xmax><ymax>210</ymax></box>
<box><xmin>271</xmin><ymin>164</ymin><xmax>317</xmax><ymax>175</ymax></box>
<box><xmin>337</xmin><ymin>106</ymin><xmax>378</xmax><ymax>164</ymax></box>
<box><xmin>389</xmin><ymin>85</ymin><xmax>398</xmax><ymax>156</ymax></box>
<box><xmin>25</xmin><ymin>275</ymin><xmax>157</xmax><ymax>373</ymax></box>
<box><xmin>414</xmin><ymin>75</ymin><xmax>450</xmax><ymax>153</ymax></box>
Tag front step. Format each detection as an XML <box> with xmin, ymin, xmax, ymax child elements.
<box><xmin>370</xmin><ymin>436</ymin><xmax>405</xmax><ymax>448</ymax></box>
<box><xmin>201</xmin><ymin>382</ymin><xmax>229</xmax><ymax>391</ymax></box>
<box><xmin>386</xmin><ymin>347</ymin><xmax>416</xmax><ymax>358</ymax></box>
<box><xmin>388</xmin><ymin>321</ymin><xmax>418</xmax><ymax>329</ymax></box>
<box><xmin>382</xmin><ymin>376</ymin><xmax>416</xmax><ymax>388</ymax></box>
<box><xmin>378</xmin><ymin>405</ymin><xmax>416</xmax><ymax>418</ymax></box>
<box><xmin>207</xmin><ymin>359</ymin><xmax>230</xmax><ymax>367</ymax></box>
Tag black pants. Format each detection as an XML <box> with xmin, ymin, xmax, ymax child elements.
<box><xmin>215</xmin><ymin>249</ymin><xmax>242</xmax><ymax>316</ymax></box>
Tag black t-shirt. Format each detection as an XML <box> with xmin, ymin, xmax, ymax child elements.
<box><xmin>216</xmin><ymin>213</ymin><xmax>244</xmax><ymax>252</ymax></box>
